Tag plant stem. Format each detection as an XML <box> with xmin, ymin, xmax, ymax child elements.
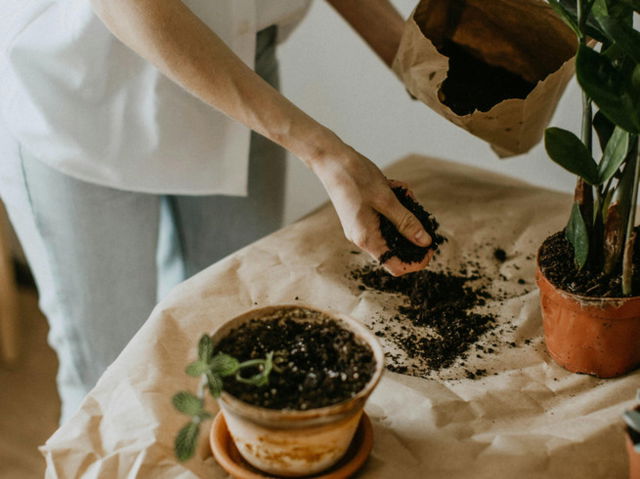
<box><xmin>622</xmin><ymin>137</ymin><xmax>640</xmax><ymax>295</ymax></box>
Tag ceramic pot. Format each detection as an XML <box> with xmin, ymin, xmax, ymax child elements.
<box><xmin>210</xmin><ymin>305</ymin><xmax>384</xmax><ymax>477</ymax></box>
<box><xmin>536</xmin><ymin>243</ymin><xmax>640</xmax><ymax>378</ymax></box>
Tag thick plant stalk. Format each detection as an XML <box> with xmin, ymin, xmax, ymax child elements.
<box><xmin>622</xmin><ymin>138</ymin><xmax>640</xmax><ymax>295</ymax></box>
<box><xmin>603</xmin><ymin>204</ymin><xmax>624</xmax><ymax>275</ymax></box>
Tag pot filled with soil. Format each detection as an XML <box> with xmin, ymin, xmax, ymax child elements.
<box><xmin>172</xmin><ymin>305</ymin><xmax>384</xmax><ymax>477</ymax></box>
<box><xmin>537</xmin><ymin>1</ymin><xmax>640</xmax><ymax>378</ymax></box>
<box><xmin>537</xmin><ymin>233</ymin><xmax>640</xmax><ymax>378</ymax></box>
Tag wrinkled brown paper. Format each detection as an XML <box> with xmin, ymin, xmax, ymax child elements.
<box><xmin>393</xmin><ymin>0</ymin><xmax>577</xmax><ymax>157</ymax></box>
<box><xmin>42</xmin><ymin>156</ymin><xmax>637</xmax><ymax>478</ymax></box>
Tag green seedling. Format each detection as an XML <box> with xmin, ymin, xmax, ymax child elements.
<box><xmin>172</xmin><ymin>334</ymin><xmax>275</xmax><ymax>461</ymax></box>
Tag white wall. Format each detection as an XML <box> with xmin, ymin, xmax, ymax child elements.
<box><xmin>278</xmin><ymin>0</ymin><xmax>582</xmax><ymax>224</ymax></box>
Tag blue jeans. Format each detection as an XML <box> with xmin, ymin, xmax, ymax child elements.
<box><xmin>0</xmin><ymin>26</ymin><xmax>284</xmax><ymax>423</ymax></box>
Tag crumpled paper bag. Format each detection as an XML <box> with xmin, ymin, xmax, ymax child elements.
<box><xmin>393</xmin><ymin>0</ymin><xmax>577</xmax><ymax>157</ymax></box>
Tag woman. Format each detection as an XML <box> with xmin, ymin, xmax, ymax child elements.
<box><xmin>0</xmin><ymin>0</ymin><xmax>433</xmax><ymax>423</ymax></box>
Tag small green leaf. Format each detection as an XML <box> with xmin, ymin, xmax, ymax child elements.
<box><xmin>566</xmin><ymin>203</ymin><xmax>590</xmax><ymax>270</ymax></box>
<box><xmin>186</xmin><ymin>360</ymin><xmax>210</xmax><ymax>377</ymax></box>
<box><xmin>175</xmin><ymin>421</ymin><xmax>200</xmax><ymax>462</ymax></box>
<box><xmin>197</xmin><ymin>335</ymin><xmax>214</xmax><ymax>362</ymax></box>
<box><xmin>172</xmin><ymin>391</ymin><xmax>203</xmax><ymax>416</ymax></box>
<box><xmin>210</xmin><ymin>353</ymin><xmax>240</xmax><ymax>376</ymax></box>
<box><xmin>598</xmin><ymin>127</ymin><xmax>630</xmax><ymax>183</ymax></box>
<box><xmin>206</xmin><ymin>372</ymin><xmax>223</xmax><ymax>397</ymax></box>
<box><xmin>545</xmin><ymin>127</ymin><xmax>599</xmax><ymax>184</ymax></box>
<box><xmin>624</xmin><ymin>410</ymin><xmax>640</xmax><ymax>433</ymax></box>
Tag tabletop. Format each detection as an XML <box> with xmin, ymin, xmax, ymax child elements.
<box><xmin>42</xmin><ymin>156</ymin><xmax>639</xmax><ymax>479</ymax></box>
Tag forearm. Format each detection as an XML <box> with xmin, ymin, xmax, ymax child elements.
<box><xmin>90</xmin><ymin>0</ymin><xmax>344</xmax><ymax>168</ymax></box>
<box><xmin>326</xmin><ymin>0</ymin><xmax>404</xmax><ymax>67</ymax></box>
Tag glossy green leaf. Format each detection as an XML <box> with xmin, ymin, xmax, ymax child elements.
<box><xmin>197</xmin><ymin>334</ymin><xmax>213</xmax><ymax>362</ymax></box>
<box><xmin>566</xmin><ymin>203</ymin><xmax>589</xmax><ymax>269</ymax></box>
<box><xmin>599</xmin><ymin>127</ymin><xmax>630</xmax><ymax>183</ymax></box>
<box><xmin>595</xmin><ymin>16</ymin><xmax>640</xmax><ymax>64</ymax></box>
<box><xmin>172</xmin><ymin>391</ymin><xmax>202</xmax><ymax>416</ymax></box>
<box><xmin>593</xmin><ymin>110</ymin><xmax>615</xmax><ymax>150</ymax></box>
<box><xmin>175</xmin><ymin>421</ymin><xmax>200</xmax><ymax>462</ymax></box>
<box><xmin>209</xmin><ymin>353</ymin><xmax>239</xmax><ymax>376</ymax></box>
<box><xmin>577</xmin><ymin>44</ymin><xmax>640</xmax><ymax>134</ymax></box>
<box><xmin>545</xmin><ymin>127</ymin><xmax>599</xmax><ymax>184</ymax></box>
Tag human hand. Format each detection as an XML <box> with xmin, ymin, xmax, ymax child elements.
<box><xmin>312</xmin><ymin>147</ymin><xmax>434</xmax><ymax>276</ymax></box>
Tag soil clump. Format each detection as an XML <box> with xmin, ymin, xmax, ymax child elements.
<box><xmin>379</xmin><ymin>187</ymin><xmax>445</xmax><ymax>264</ymax></box>
<box><xmin>216</xmin><ymin>308</ymin><xmax>376</xmax><ymax>410</ymax></box>
<box><xmin>438</xmin><ymin>40</ymin><xmax>536</xmax><ymax>116</ymax></box>
<box><xmin>538</xmin><ymin>230</ymin><xmax>640</xmax><ymax>297</ymax></box>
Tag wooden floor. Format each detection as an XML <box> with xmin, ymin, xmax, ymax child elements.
<box><xmin>0</xmin><ymin>286</ymin><xmax>60</xmax><ymax>479</ymax></box>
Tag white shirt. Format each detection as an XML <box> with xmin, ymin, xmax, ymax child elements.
<box><xmin>0</xmin><ymin>0</ymin><xmax>311</xmax><ymax>196</ymax></box>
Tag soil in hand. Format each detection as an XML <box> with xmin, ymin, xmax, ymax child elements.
<box><xmin>216</xmin><ymin>308</ymin><xmax>376</xmax><ymax>410</ymax></box>
<box><xmin>352</xmin><ymin>264</ymin><xmax>496</xmax><ymax>373</ymax></box>
<box><xmin>539</xmin><ymin>230</ymin><xmax>640</xmax><ymax>297</ymax></box>
<box><xmin>438</xmin><ymin>40</ymin><xmax>536</xmax><ymax>116</ymax></box>
<box><xmin>379</xmin><ymin>186</ymin><xmax>445</xmax><ymax>264</ymax></box>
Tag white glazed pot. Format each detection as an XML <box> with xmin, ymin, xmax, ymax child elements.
<box><xmin>211</xmin><ymin>304</ymin><xmax>384</xmax><ymax>477</ymax></box>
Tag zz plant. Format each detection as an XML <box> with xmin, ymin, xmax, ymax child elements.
<box><xmin>172</xmin><ymin>334</ymin><xmax>274</xmax><ymax>461</ymax></box>
<box><xmin>545</xmin><ymin>0</ymin><xmax>640</xmax><ymax>295</ymax></box>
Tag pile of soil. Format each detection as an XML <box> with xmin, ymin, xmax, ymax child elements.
<box><xmin>379</xmin><ymin>187</ymin><xmax>446</xmax><ymax>264</ymax></box>
<box><xmin>438</xmin><ymin>40</ymin><xmax>536</xmax><ymax>116</ymax></box>
<box><xmin>216</xmin><ymin>308</ymin><xmax>376</xmax><ymax>410</ymax></box>
<box><xmin>351</xmin><ymin>264</ymin><xmax>496</xmax><ymax>374</ymax></box>
<box><xmin>539</xmin><ymin>231</ymin><xmax>640</xmax><ymax>297</ymax></box>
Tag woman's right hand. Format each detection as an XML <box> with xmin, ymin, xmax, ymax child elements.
<box><xmin>311</xmin><ymin>144</ymin><xmax>434</xmax><ymax>276</ymax></box>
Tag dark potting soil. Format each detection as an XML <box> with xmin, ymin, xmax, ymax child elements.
<box><xmin>438</xmin><ymin>40</ymin><xmax>536</xmax><ymax>116</ymax></box>
<box><xmin>351</xmin><ymin>264</ymin><xmax>496</xmax><ymax>373</ymax></box>
<box><xmin>538</xmin><ymin>231</ymin><xmax>640</xmax><ymax>297</ymax></box>
<box><xmin>215</xmin><ymin>308</ymin><xmax>376</xmax><ymax>410</ymax></box>
<box><xmin>379</xmin><ymin>187</ymin><xmax>446</xmax><ymax>264</ymax></box>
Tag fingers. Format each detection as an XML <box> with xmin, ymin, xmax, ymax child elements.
<box><xmin>376</xmin><ymin>190</ymin><xmax>432</xmax><ymax>248</ymax></box>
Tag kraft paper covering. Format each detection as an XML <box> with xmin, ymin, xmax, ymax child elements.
<box><xmin>392</xmin><ymin>0</ymin><xmax>577</xmax><ymax>157</ymax></box>
<box><xmin>42</xmin><ymin>156</ymin><xmax>638</xmax><ymax>478</ymax></box>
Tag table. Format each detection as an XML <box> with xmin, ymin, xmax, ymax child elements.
<box><xmin>42</xmin><ymin>156</ymin><xmax>639</xmax><ymax>479</ymax></box>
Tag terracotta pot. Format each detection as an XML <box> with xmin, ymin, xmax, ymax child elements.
<box><xmin>627</xmin><ymin>426</ymin><xmax>640</xmax><ymax>479</ymax></box>
<box><xmin>536</xmin><ymin>248</ymin><xmax>640</xmax><ymax>378</ymax></box>
<box><xmin>210</xmin><ymin>305</ymin><xmax>384</xmax><ymax>477</ymax></box>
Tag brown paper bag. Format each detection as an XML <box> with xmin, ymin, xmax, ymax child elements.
<box><xmin>392</xmin><ymin>0</ymin><xmax>577</xmax><ymax>157</ymax></box>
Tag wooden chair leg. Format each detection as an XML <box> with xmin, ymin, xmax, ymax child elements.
<box><xmin>0</xmin><ymin>200</ymin><xmax>20</xmax><ymax>364</ymax></box>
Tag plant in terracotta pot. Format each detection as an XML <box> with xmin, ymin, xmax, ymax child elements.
<box><xmin>537</xmin><ymin>0</ymin><xmax>640</xmax><ymax>377</ymax></box>
<box><xmin>172</xmin><ymin>305</ymin><xmax>384</xmax><ymax>477</ymax></box>
<box><xmin>624</xmin><ymin>391</ymin><xmax>640</xmax><ymax>479</ymax></box>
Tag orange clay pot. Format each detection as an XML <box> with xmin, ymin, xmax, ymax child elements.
<box><xmin>536</xmin><ymin>253</ymin><xmax>640</xmax><ymax>378</ymax></box>
<box><xmin>210</xmin><ymin>305</ymin><xmax>384</xmax><ymax>477</ymax></box>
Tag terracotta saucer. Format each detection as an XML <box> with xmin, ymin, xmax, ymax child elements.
<box><xmin>210</xmin><ymin>411</ymin><xmax>374</xmax><ymax>479</ymax></box>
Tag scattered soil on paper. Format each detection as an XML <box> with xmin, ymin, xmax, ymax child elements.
<box><xmin>379</xmin><ymin>186</ymin><xmax>446</xmax><ymax>264</ymax></box>
<box><xmin>216</xmin><ymin>307</ymin><xmax>376</xmax><ymax>410</ymax></box>
<box><xmin>352</xmin><ymin>264</ymin><xmax>496</xmax><ymax>375</ymax></box>
<box><xmin>438</xmin><ymin>40</ymin><xmax>535</xmax><ymax>116</ymax></box>
<box><xmin>538</xmin><ymin>230</ymin><xmax>640</xmax><ymax>297</ymax></box>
